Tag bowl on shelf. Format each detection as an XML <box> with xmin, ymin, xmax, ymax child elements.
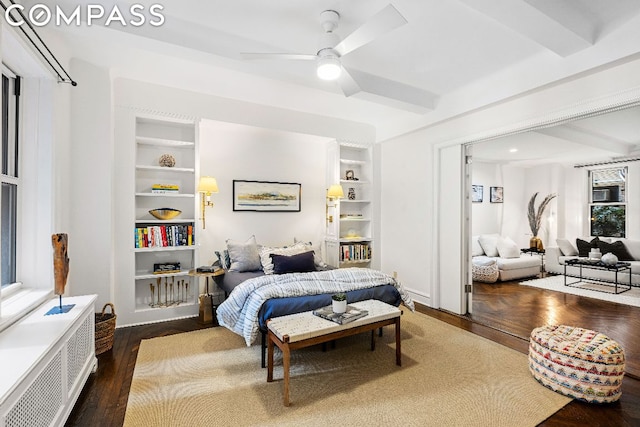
<box><xmin>149</xmin><ymin>208</ymin><xmax>182</xmax><ymax>220</ymax></box>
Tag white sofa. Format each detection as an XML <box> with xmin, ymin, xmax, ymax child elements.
<box><xmin>546</xmin><ymin>236</ymin><xmax>640</xmax><ymax>285</ymax></box>
<box><xmin>472</xmin><ymin>234</ymin><xmax>542</xmax><ymax>282</ymax></box>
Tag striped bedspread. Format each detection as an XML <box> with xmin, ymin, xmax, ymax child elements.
<box><xmin>216</xmin><ymin>267</ymin><xmax>415</xmax><ymax>346</ymax></box>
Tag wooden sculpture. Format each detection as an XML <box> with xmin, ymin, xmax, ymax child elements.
<box><xmin>52</xmin><ymin>233</ymin><xmax>70</xmax><ymax>295</ymax></box>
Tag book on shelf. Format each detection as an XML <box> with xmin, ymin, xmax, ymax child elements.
<box><xmin>312</xmin><ymin>305</ymin><xmax>368</xmax><ymax>325</ymax></box>
<box><xmin>151</xmin><ymin>183</ymin><xmax>180</xmax><ymax>194</ymax></box>
<box><xmin>340</xmin><ymin>243</ymin><xmax>371</xmax><ymax>262</ymax></box>
<box><xmin>134</xmin><ymin>224</ymin><xmax>194</xmax><ymax>248</ymax></box>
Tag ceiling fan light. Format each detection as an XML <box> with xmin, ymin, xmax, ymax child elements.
<box><xmin>317</xmin><ymin>56</ymin><xmax>342</xmax><ymax>80</ymax></box>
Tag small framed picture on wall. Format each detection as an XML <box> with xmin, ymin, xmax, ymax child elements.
<box><xmin>471</xmin><ymin>185</ymin><xmax>483</xmax><ymax>203</ymax></box>
<box><xmin>490</xmin><ymin>186</ymin><xmax>503</xmax><ymax>203</ymax></box>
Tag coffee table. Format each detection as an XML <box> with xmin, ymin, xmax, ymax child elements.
<box><xmin>564</xmin><ymin>258</ymin><xmax>632</xmax><ymax>294</ymax></box>
<box><xmin>266</xmin><ymin>299</ymin><xmax>402</xmax><ymax>406</ymax></box>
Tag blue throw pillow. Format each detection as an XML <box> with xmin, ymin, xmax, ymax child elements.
<box><xmin>270</xmin><ymin>250</ymin><xmax>316</xmax><ymax>274</ymax></box>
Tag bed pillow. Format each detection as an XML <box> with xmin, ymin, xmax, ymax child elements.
<box><xmin>294</xmin><ymin>237</ymin><xmax>328</xmax><ymax>268</ymax></box>
<box><xmin>496</xmin><ymin>237</ymin><xmax>520</xmax><ymax>259</ymax></box>
<box><xmin>270</xmin><ymin>251</ymin><xmax>316</xmax><ymax>274</ymax></box>
<box><xmin>596</xmin><ymin>240</ymin><xmax>634</xmax><ymax>261</ymax></box>
<box><xmin>556</xmin><ymin>238</ymin><xmax>578</xmax><ymax>256</ymax></box>
<box><xmin>576</xmin><ymin>237</ymin><xmax>600</xmax><ymax>257</ymax></box>
<box><xmin>478</xmin><ymin>234</ymin><xmax>500</xmax><ymax>257</ymax></box>
<box><xmin>260</xmin><ymin>242</ymin><xmax>308</xmax><ymax>274</ymax></box>
<box><xmin>227</xmin><ymin>235</ymin><xmax>261</xmax><ymax>272</ymax></box>
<box><xmin>214</xmin><ymin>250</ymin><xmax>231</xmax><ymax>270</ymax></box>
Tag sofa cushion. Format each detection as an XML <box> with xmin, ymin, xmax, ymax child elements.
<box><xmin>471</xmin><ymin>235</ymin><xmax>485</xmax><ymax>257</ymax></box>
<box><xmin>627</xmin><ymin>261</ymin><xmax>640</xmax><ymax>275</ymax></box>
<box><xmin>472</xmin><ymin>256</ymin><xmax>496</xmax><ymax>266</ymax></box>
<box><xmin>596</xmin><ymin>240</ymin><xmax>634</xmax><ymax>261</ymax></box>
<box><xmin>576</xmin><ymin>237</ymin><xmax>601</xmax><ymax>257</ymax></box>
<box><xmin>495</xmin><ymin>255</ymin><xmax>541</xmax><ymax>270</ymax></box>
<box><xmin>556</xmin><ymin>238</ymin><xmax>578</xmax><ymax>256</ymax></box>
<box><xmin>611</xmin><ymin>238</ymin><xmax>640</xmax><ymax>261</ymax></box>
<box><xmin>478</xmin><ymin>234</ymin><xmax>500</xmax><ymax>257</ymax></box>
<box><xmin>497</xmin><ymin>237</ymin><xmax>520</xmax><ymax>258</ymax></box>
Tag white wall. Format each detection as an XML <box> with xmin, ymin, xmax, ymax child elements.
<box><xmin>379</xmin><ymin>132</ymin><xmax>433</xmax><ymax>304</ymax></box>
<box><xmin>198</xmin><ymin>120</ymin><xmax>330</xmax><ymax>265</ymax></box>
<box><xmin>471</xmin><ymin>162</ymin><xmax>502</xmax><ymax>236</ymax></box>
<box><xmin>66</xmin><ymin>59</ymin><xmax>113</xmax><ymax>307</ymax></box>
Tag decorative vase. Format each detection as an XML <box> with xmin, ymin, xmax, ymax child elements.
<box><xmin>158</xmin><ymin>153</ymin><xmax>176</xmax><ymax>167</ymax></box>
<box><xmin>332</xmin><ymin>299</ymin><xmax>347</xmax><ymax>314</ymax></box>
<box><xmin>530</xmin><ymin>236</ymin><xmax>542</xmax><ymax>250</ymax></box>
<box><xmin>601</xmin><ymin>252</ymin><xmax>618</xmax><ymax>266</ymax></box>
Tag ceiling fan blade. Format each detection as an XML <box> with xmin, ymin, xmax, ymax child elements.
<box><xmin>337</xmin><ymin>67</ymin><xmax>361</xmax><ymax>97</ymax></box>
<box><xmin>240</xmin><ymin>53</ymin><xmax>317</xmax><ymax>61</ymax></box>
<box><xmin>334</xmin><ymin>4</ymin><xmax>407</xmax><ymax>57</ymax></box>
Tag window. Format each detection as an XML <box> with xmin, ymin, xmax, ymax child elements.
<box><xmin>589</xmin><ymin>167</ymin><xmax>626</xmax><ymax>237</ymax></box>
<box><xmin>2</xmin><ymin>68</ymin><xmax>20</xmax><ymax>289</ymax></box>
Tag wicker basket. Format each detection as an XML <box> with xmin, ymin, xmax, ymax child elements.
<box><xmin>95</xmin><ymin>303</ymin><xmax>116</xmax><ymax>355</ymax></box>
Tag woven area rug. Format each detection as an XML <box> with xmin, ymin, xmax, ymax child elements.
<box><xmin>123</xmin><ymin>310</ymin><xmax>570</xmax><ymax>427</ymax></box>
<box><xmin>520</xmin><ymin>275</ymin><xmax>640</xmax><ymax>308</ymax></box>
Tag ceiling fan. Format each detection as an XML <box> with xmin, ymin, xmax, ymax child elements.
<box><xmin>241</xmin><ymin>4</ymin><xmax>407</xmax><ymax>97</ymax></box>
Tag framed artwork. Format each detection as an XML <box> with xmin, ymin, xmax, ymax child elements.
<box><xmin>233</xmin><ymin>180</ymin><xmax>301</xmax><ymax>212</ymax></box>
<box><xmin>471</xmin><ymin>185</ymin><xmax>483</xmax><ymax>203</ymax></box>
<box><xmin>490</xmin><ymin>186</ymin><xmax>504</xmax><ymax>203</ymax></box>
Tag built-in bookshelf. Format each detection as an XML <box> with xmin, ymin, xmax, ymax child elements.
<box><xmin>114</xmin><ymin>109</ymin><xmax>200</xmax><ymax>326</ymax></box>
<box><xmin>325</xmin><ymin>142</ymin><xmax>374</xmax><ymax>268</ymax></box>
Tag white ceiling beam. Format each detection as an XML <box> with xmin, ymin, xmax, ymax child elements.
<box><xmin>458</xmin><ymin>0</ymin><xmax>593</xmax><ymax>57</ymax></box>
<box><xmin>346</xmin><ymin>69</ymin><xmax>436</xmax><ymax>114</ymax></box>
<box><xmin>534</xmin><ymin>125</ymin><xmax>632</xmax><ymax>155</ymax></box>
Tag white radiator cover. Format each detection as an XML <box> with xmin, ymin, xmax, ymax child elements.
<box><xmin>0</xmin><ymin>295</ymin><xmax>97</xmax><ymax>427</ymax></box>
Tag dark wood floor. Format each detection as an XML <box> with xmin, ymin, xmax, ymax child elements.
<box><xmin>66</xmin><ymin>280</ymin><xmax>640</xmax><ymax>427</ymax></box>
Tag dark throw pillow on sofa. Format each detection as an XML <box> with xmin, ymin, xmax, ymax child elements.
<box><xmin>270</xmin><ymin>250</ymin><xmax>316</xmax><ymax>274</ymax></box>
<box><xmin>576</xmin><ymin>237</ymin><xmax>600</xmax><ymax>257</ymax></box>
<box><xmin>597</xmin><ymin>240</ymin><xmax>634</xmax><ymax>261</ymax></box>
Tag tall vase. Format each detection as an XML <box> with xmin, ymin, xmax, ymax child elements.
<box><xmin>530</xmin><ymin>236</ymin><xmax>542</xmax><ymax>250</ymax></box>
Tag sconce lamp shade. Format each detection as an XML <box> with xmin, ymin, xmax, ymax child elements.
<box><xmin>198</xmin><ymin>176</ymin><xmax>219</xmax><ymax>194</ymax></box>
<box><xmin>327</xmin><ymin>184</ymin><xmax>344</xmax><ymax>199</ymax></box>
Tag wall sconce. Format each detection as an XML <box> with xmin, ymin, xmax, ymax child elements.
<box><xmin>197</xmin><ymin>176</ymin><xmax>219</xmax><ymax>229</ymax></box>
<box><xmin>326</xmin><ymin>184</ymin><xmax>344</xmax><ymax>224</ymax></box>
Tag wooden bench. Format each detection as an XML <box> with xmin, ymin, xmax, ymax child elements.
<box><xmin>266</xmin><ymin>299</ymin><xmax>402</xmax><ymax>406</ymax></box>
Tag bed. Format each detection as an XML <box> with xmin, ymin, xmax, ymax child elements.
<box><xmin>215</xmin><ymin>267</ymin><xmax>414</xmax><ymax>367</ymax></box>
<box><xmin>212</xmin><ymin>237</ymin><xmax>414</xmax><ymax>366</ymax></box>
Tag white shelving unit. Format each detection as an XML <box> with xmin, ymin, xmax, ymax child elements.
<box><xmin>325</xmin><ymin>142</ymin><xmax>374</xmax><ymax>268</ymax></box>
<box><xmin>114</xmin><ymin>109</ymin><xmax>200</xmax><ymax>326</ymax></box>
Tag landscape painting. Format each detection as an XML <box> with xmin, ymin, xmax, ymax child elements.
<box><xmin>233</xmin><ymin>180</ymin><xmax>301</xmax><ymax>212</ymax></box>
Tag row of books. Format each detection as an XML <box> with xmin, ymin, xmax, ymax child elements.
<box><xmin>340</xmin><ymin>243</ymin><xmax>371</xmax><ymax>262</ymax></box>
<box><xmin>135</xmin><ymin>225</ymin><xmax>194</xmax><ymax>248</ymax></box>
<box><xmin>151</xmin><ymin>183</ymin><xmax>179</xmax><ymax>194</ymax></box>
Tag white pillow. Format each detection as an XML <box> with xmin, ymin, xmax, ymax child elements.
<box><xmin>227</xmin><ymin>235</ymin><xmax>261</xmax><ymax>272</ymax></box>
<box><xmin>556</xmin><ymin>238</ymin><xmax>578</xmax><ymax>256</ymax></box>
<box><xmin>294</xmin><ymin>237</ymin><xmax>328</xmax><ymax>268</ymax></box>
<box><xmin>497</xmin><ymin>237</ymin><xmax>520</xmax><ymax>259</ymax></box>
<box><xmin>471</xmin><ymin>235</ymin><xmax>484</xmax><ymax>257</ymax></box>
<box><xmin>478</xmin><ymin>234</ymin><xmax>500</xmax><ymax>257</ymax></box>
<box><xmin>259</xmin><ymin>242</ymin><xmax>309</xmax><ymax>274</ymax></box>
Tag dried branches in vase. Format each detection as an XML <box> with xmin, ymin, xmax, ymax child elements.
<box><xmin>527</xmin><ymin>192</ymin><xmax>557</xmax><ymax>250</ymax></box>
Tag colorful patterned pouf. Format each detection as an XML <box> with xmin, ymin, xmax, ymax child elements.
<box><xmin>528</xmin><ymin>324</ymin><xmax>625</xmax><ymax>403</ymax></box>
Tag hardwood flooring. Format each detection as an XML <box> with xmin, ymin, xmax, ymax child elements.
<box><xmin>66</xmin><ymin>280</ymin><xmax>640</xmax><ymax>426</ymax></box>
